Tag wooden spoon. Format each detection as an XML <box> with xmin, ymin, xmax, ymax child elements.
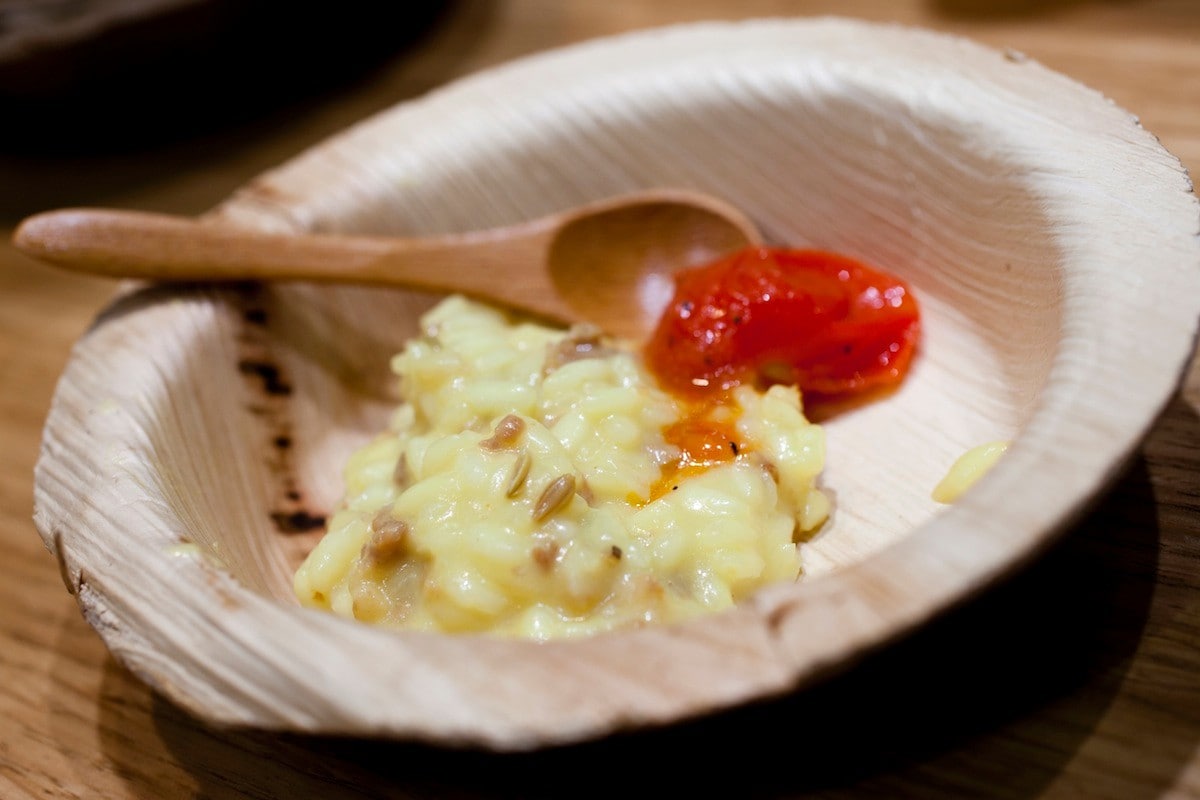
<box><xmin>13</xmin><ymin>190</ymin><xmax>761</xmax><ymax>340</ymax></box>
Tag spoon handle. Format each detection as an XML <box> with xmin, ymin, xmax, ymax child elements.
<box><xmin>13</xmin><ymin>208</ymin><xmax>567</xmax><ymax>316</ymax></box>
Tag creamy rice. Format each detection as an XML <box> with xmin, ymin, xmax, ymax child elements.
<box><xmin>932</xmin><ymin>440</ymin><xmax>1009</xmax><ymax>504</ymax></box>
<box><xmin>294</xmin><ymin>295</ymin><xmax>829</xmax><ymax>639</ymax></box>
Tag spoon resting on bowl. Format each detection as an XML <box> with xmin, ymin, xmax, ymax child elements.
<box><xmin>12</xmin><ymin>190</ymin><xmax>761</xmax><ymax>341</ymax></box>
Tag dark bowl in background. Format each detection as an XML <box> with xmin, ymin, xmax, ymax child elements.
<box><xmin>0</xmin><ymin>0</ymin><xmax>450</xmax><ymax>154</ymax></box>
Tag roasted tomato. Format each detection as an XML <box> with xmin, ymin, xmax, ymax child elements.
<box><xmin>645</xmin><ymin>246</ymin><xmax>920</xmax><ymax>404</ymax></box>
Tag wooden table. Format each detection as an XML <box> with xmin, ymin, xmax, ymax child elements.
<box><xmin>3</xmin><ymin>2</ymin><xmax>1198</xmax><ymax>797</ymax></box>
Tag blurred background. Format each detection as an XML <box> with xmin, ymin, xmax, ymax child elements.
<box><xmin>0</xmin><ymin>0</ymin><xmax>454</xmax><ymax>218</ymax></box>
<box><xmin>2</xmin><ymin>0</ymin><xmax>1197</xmax><ymax>223</ymax></box>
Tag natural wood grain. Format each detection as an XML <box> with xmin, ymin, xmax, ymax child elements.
<box><xmin>2</xmin><ymin>1</ymin><xmax>1199</xmax><ymax>797</ymax></box>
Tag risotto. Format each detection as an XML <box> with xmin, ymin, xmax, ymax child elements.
<box><xmin>294</xmin><ymin>295</ymin><xmax>830</xmax><ymax>639</ymax></box>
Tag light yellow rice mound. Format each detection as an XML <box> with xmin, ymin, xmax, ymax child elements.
<box><xmin>294</xmin><ymin>295</ymin><xmax>829</xmax><ymax>640</ymax></box>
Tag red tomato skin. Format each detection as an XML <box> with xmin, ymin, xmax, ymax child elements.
<box><xmin>645</xmin><ymin>246</ymin><xmax>920</xmax><ymax>402</ymax></box>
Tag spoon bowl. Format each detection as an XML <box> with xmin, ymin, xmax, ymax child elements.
<box><xmin>13</xmin><ymin>189</ymin><xmax>760</xmax><ymax>340</ymax></box>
